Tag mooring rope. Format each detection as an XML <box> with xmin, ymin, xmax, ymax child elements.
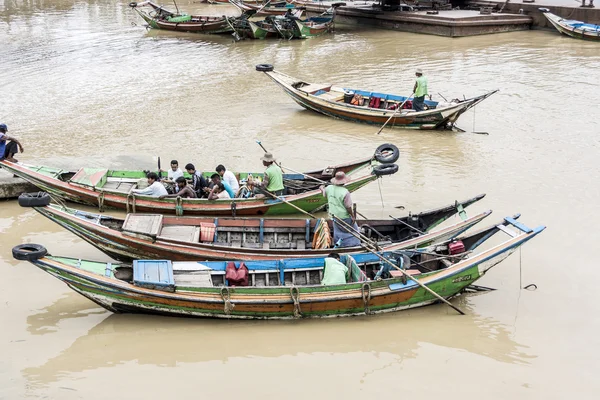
<box><xmin>220</xmin><ymin>287</ymin><xmax>235</xmax><ymax>315</ymax></box>
<box><xmin>361</xmin><ymin>282</ymin><xmax>371</xmax><ymax>315</ymax></box>
<box><xmin>290</xmin><ymin>286</ymin><xmax>302</xmax><ymax>318</ymax></box>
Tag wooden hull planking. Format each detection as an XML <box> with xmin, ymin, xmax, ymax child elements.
<box><xmin>0</xmin><ymin>157</ymin><xmax>380</xmax><ymax>216</ymax></box>
<box><xmin>542</xmin><ymin>11</ymin><xmax>600</xmax><ymax>41</ymax></box>
<box><xmin>25</xmin><ymin>225</ymin><xmax>545</xmax><ymax>319</ymax></box>
<box><xmin>32</xmin><ymin>198</ymin><xmax>490</xmax><ymax>261</ymax></box>
<box><xmin>262</xmin><ymin>69</ymin><xmax>497</xmax><ymax>130</ymax></box>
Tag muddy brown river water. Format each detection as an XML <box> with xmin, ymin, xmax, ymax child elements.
<box><xmin>1</xmin><ymin>1</ymin><xmax>600</xmax><ymax>399</ymax></box>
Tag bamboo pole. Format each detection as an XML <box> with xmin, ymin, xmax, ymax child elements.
<box><xmin>262</xmin><ymin>190</ymin><xmax>465</xmax><ymax>315</ymax></box>
<box><xmin>331</xmin><ymin>215</ymin><xmax>466</xmax><ymax>315</ymax></box>
<box><xmin>376</xmin><ymin>92</ymin><xmax>414</xmax><ymax>135</ymax></box>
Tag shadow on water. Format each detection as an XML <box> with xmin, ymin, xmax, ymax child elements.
<box><xmin>22</xmin><ymin>291</ymin><xmax>535</xmax><ymax>387</ymax></box>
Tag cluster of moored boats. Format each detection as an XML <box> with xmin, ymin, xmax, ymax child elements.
<box><xmin>127</xmin><ymin>1</ymin><xmax>600</xmax><ymax>43</ymax></box>
<box><xmin>5</xmin><ymin>0</ymin><xmax>557</xmax><ymax>321</ymax></box>
<box><xmin>6</xmin><ymin>139</ymin><xmax>545</xmax><ymax>319</ymax></box>
<box><xmin>129</xmin><ymin>0</ymin><xmax>343</xmax><ymax>40</ymax></box>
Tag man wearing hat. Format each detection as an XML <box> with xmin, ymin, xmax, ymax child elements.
<box><xmin>412</xmin><ymin>68</ymin><xmax>428</xmax><ymax>112</ymax></box>
<box><xmin>321</xmin><ymin>172</ymin><xmax>361</xmax><ymax>248</ymax></box>
<box><xmin>256</xmin><ymin>153</ymin><xmax>285</xmax><ymax>197</ymax></box>
<box><xmin>0</xmin><ymin>124</ymin><xmax>24</xmax><ymax>163</ymax></box>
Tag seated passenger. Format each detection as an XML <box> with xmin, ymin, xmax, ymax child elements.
<box><xmin>132</xmin><ymin>172</ymin><xmax>168</xmax><ymax>197</ymax></box>
<box><xmin>185</xmin><ymin>163</ymin><xmax>209</xmax><ymax>198</ymax></box>
<box><xmin>208</xmin><ymin>182</ymin><xmax>231</xmax><ymax>200</ymax></box>
<box><xmin>321</xmin><ymin>253</ymin><xmax>348</xmax><ymax>286</ymax></box>
<box><xmin>208</xmin><ymin>173</ymin><xmax>235</xmax><ymax>198</ymax></box>
<box><xmin>216</xmin><ymin>164</ymin><xmax>239</xmax><ymax>195</ymax></box>
<box><xmin>162</xmin><ymin>160</ymin><xmax>184</xmax><ymax>185</ymax></box>
<box><xmin>0</xmin><ymin>124</ymin><xmax>24</xmax><ymax>162</ymax></box>
<box><xmin>159</xmin><ymin>176</ymin><xmax>197</xmax><ymax>199</ymax></box>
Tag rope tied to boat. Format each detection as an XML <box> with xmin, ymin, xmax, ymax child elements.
<box><xmin>220</xmin><ymin>287</ymin><xmax>235</xmax><ymax>315</ymax></box>
<box><xmin>98</xmin><ymin>190</ymin><xmax>105</xmax><ymax>212</ymax></box>
<box><xmin>126</xmin><ymin>193</ymin><xmax>136</xmax><ymax>214</ymax></box>
<box><xmin>290</xmin><ymin>286</ymin><xmax>302</xmax><ymax>318</ymax></box>
<box><xmin>361</xmin><ymin>283</ymin><xmax>371</xmax><ymax>315</ymax></box>
<box><xmin>175</xmin><ymin>196</ymin><xmax>183</xmax><ymax>216</ymax></box>
<box><xmin>231</xmin><ymin>201</ymin><xmax>237</xmax><ymax>217</ymax></box>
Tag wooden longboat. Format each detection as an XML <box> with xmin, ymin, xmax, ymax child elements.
<box><xmin>14</xmin><ymin>217</ymin><xmax>545</xmax><ymax>319</ymax></box>
<box><xmin>27</xmin><ymin>194</ymin><xmax>489</xmax><ymax>261</ymax></box>
<box><xmin>259</xmin><ymin>67</ymin><xmax>498</xmax><ymax>130</ymax></box>
<box><xmin>230</xmin><ymin>0</ymin><xmax>298</xmax><ymax>17</ymax></box>
<box><xmin>247</xmin><ymin>19</ymin><xmax>281</xmax><ymax>39</ymax></box>
<box><xmin>0</xmin><ymin>160</ymin><xmax>386</xmax><ymax>216</ymax></box>
<box><xmin>272</xmin><ymin>5</ymin><xmax>339</xmax><ymax>38</ymax></box>
<box><xmin>540</xmin><ymin>8</ymin><xmax>600</xmax><ymax>41</ymax></box>
<box><xmin>228</xmin><ymin>10</ymin><xmax>305</xmax><ymax>40</ymax></box>
<box><xmin>129</xmin><ymin>1</ymin><xmax>234</xmax><ymax>33</ymax></box>
<box><xmin>0</xmin><ymin>149</ymin><xmax>389</xmax><ymax>216</ymax></box>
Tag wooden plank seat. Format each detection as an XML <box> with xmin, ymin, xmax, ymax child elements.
<box><xmin>298</xmin><ymin>83</ymin><xmax>332</xmax><ymax>95</ymax></box>
<box><xmin>102</xmin><ymin>181</ymin><xmax>136</xmax><ymax>193</ymax></box>
<box><xmin>123</xmin><ymin>214</ymin><xmax>163</xmax><ymax>239</ymax></box>
<box><xmin>160</xmin><ymin>225</ymin><xmax>201</xmax><ymax>243</ymax></box>
<box><xmin>133</xmin><ymin>260</ymin><xmax>175</xmax><ymax>292</ymax></box>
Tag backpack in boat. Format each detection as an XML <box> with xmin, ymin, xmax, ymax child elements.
<box><xmin>226</xmin><ymin>261</ymin><xmax>249</xmax><ymax>287</ymax></box>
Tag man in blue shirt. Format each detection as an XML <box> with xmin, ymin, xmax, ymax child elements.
<box><xmin>209</xmin><ymin>173</ymin><xmax>235</xmax><ymax>198</ymax></box>
<box><xmin>0</xmin><ymin>124</ymin><xmax>24</xmax><ymax>162</ymax></box>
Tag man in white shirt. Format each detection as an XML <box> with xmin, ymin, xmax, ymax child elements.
<box><xmin>167</xmin><ymin>160</ymin><xmax>184</xmax><ymax>181</ymax></box>
<box><xmin>133</xmin><ymin>172</ymin><xmax>168</xmax><ymax>197</ymax></box>
<box><xmin>161</xmin><ymin>159</ymin><xmax>183</xmax><ymax>190</ymax></box>
<box><xmin>216</xmin><ymin>164</ymin><xmax>239</xmax><ymax>195</ymax></box>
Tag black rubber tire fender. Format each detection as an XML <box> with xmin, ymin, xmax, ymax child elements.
<box><xmin>255</xmin><ymin>64</ymin><xmax>274</xmax><ymax>72</ymax></box>
<box><xmin>373</xmin><ymin>163</ymin><xmax>399</xmax><ymax>176</ymax></box>
<box><xmin>18</xmin><ymin>192</ymin><xmax>52</xmax><ymax>208</ymax></box>
<box><xmin>374</xmin><ymin>143</ymin><xmax>400</xmax><ymax>164</ymax></box>
<box><xmin>12</xmin><ymin>244</ymin><xmax>48</xmax><ymax>261</ymax></box>
<box><xmin>129</xmin><ymin>2</ymin><xmax>138</xmax><ymax>8</ymax></box>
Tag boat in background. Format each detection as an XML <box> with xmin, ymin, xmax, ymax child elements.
<box><xmin>230</xmin><ymin>0</ymin><xmax>299</xmax><ymax>17</ymax></box>
<box><xmin>12</xmin><ymin>216</ymin><xmax>545</xmax><ymax>319</ymax></box>
<box><xmin>257</xmin><ymin>65</ymin><xmax>497</xmax><ymax>130</ymax></box>
<box><xmin>540</xmin><ymin>8</ymin><xmax>600</xmax><ymax>41</ymax></box>
<box><xmin>129</xmin><ymin>1</ymin><xmax>234</xmax><ymax>33</ymax></box>
<box><xmin>22</xmin><ymin>193</ymin><xmax>489</xmax><ymax>261</ymax></box>
<box><xmin>272</xmin><ymin>3</ymin><xmax>343</xmax><ymax>38</ymax></box>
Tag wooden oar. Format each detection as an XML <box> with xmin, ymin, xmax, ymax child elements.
<box><xmin>376</xmin><ymin>92</ymin><xmax>414</xmax><ymax>135</ymax></box>
<box><xmin>262</xmin><ymin>190</ymin><xmax>318</xmax><ymax>219</ymax></box>
<box><xmin>388</xmin><ymin>214</ymin><xmax>425</xmax><ymax>235</ymax></box>
<box><xmin>262</xmin><ymin>189</ymin><xmax>465</xmax><ymax>315</ymax></box>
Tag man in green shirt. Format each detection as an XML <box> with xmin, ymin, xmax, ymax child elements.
<box><xmin>412</xmin><ymin>68</ymin><xmax>428</xmax><ymax>112</ymax></box>
<box><xmin>321</xmin><ymin>171</ymin><xmax>361</xmax><ymax>248</ymax></box>
<box><xmin>321</xmin><ymin>253</ymin><xmax>348</xmax><ymax>285</ymax></box>
<box><xmin>256</xmin><ymin>152</ymin><xmax>285</xmax><ymax>197</ymax></box>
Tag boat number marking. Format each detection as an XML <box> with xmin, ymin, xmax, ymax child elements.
<box><xmin>452</xmin><ymin>275</ymin><xmax>471</xmax><ymax>283</ymax></box>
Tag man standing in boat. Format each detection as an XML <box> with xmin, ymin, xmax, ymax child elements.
<box><xmin>321</xmin><ymin>172</ymin><xmax>361</xmax><ymax>248</ymax></box>
<box><xmin>255</xmin><ymin>153</ymin><xmax>285</xmax><ymax>197</ymax></box>
<box><xmin>412</xmin><ymin>69</ymin><xmax>428</xmax><ymax>112</ymax></box>
<box><xmin>0</xmin><ymin>124</ymin><xmax>24</xmax><ymax>162</ymax></box>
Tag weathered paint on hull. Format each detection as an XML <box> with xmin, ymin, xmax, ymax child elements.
<box><xmin>134</xmin><ymin>8</ymin><xmax>232</xmax><ymax>33</ymax></box>
<box><xmin>294</xmin><ymin>20</ymin><xmax>330</xmax><ymax>38</ymax></box>
<box><xmin>0</xmin><ymin>161</ymin><xmax>377</xmax><ymax>216</ymax></box>
<box><xmin>27</xmin><ymin>226</ymin><xmax>543</xmax><ymax>319</ymax></box>
<box><xmin>34</xmin><ymin>205</ymin><xmax>491</xmax><ymax>262</ymax></box>
<box><xmin>543</xmin><ymin>12</ymin><xmax>600</xmax><ymax>41</ymax></box>
<box><xmin>263</xmin><ymin>70</ymin><xmax>495</xmax><ymax>130</ymax></box>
